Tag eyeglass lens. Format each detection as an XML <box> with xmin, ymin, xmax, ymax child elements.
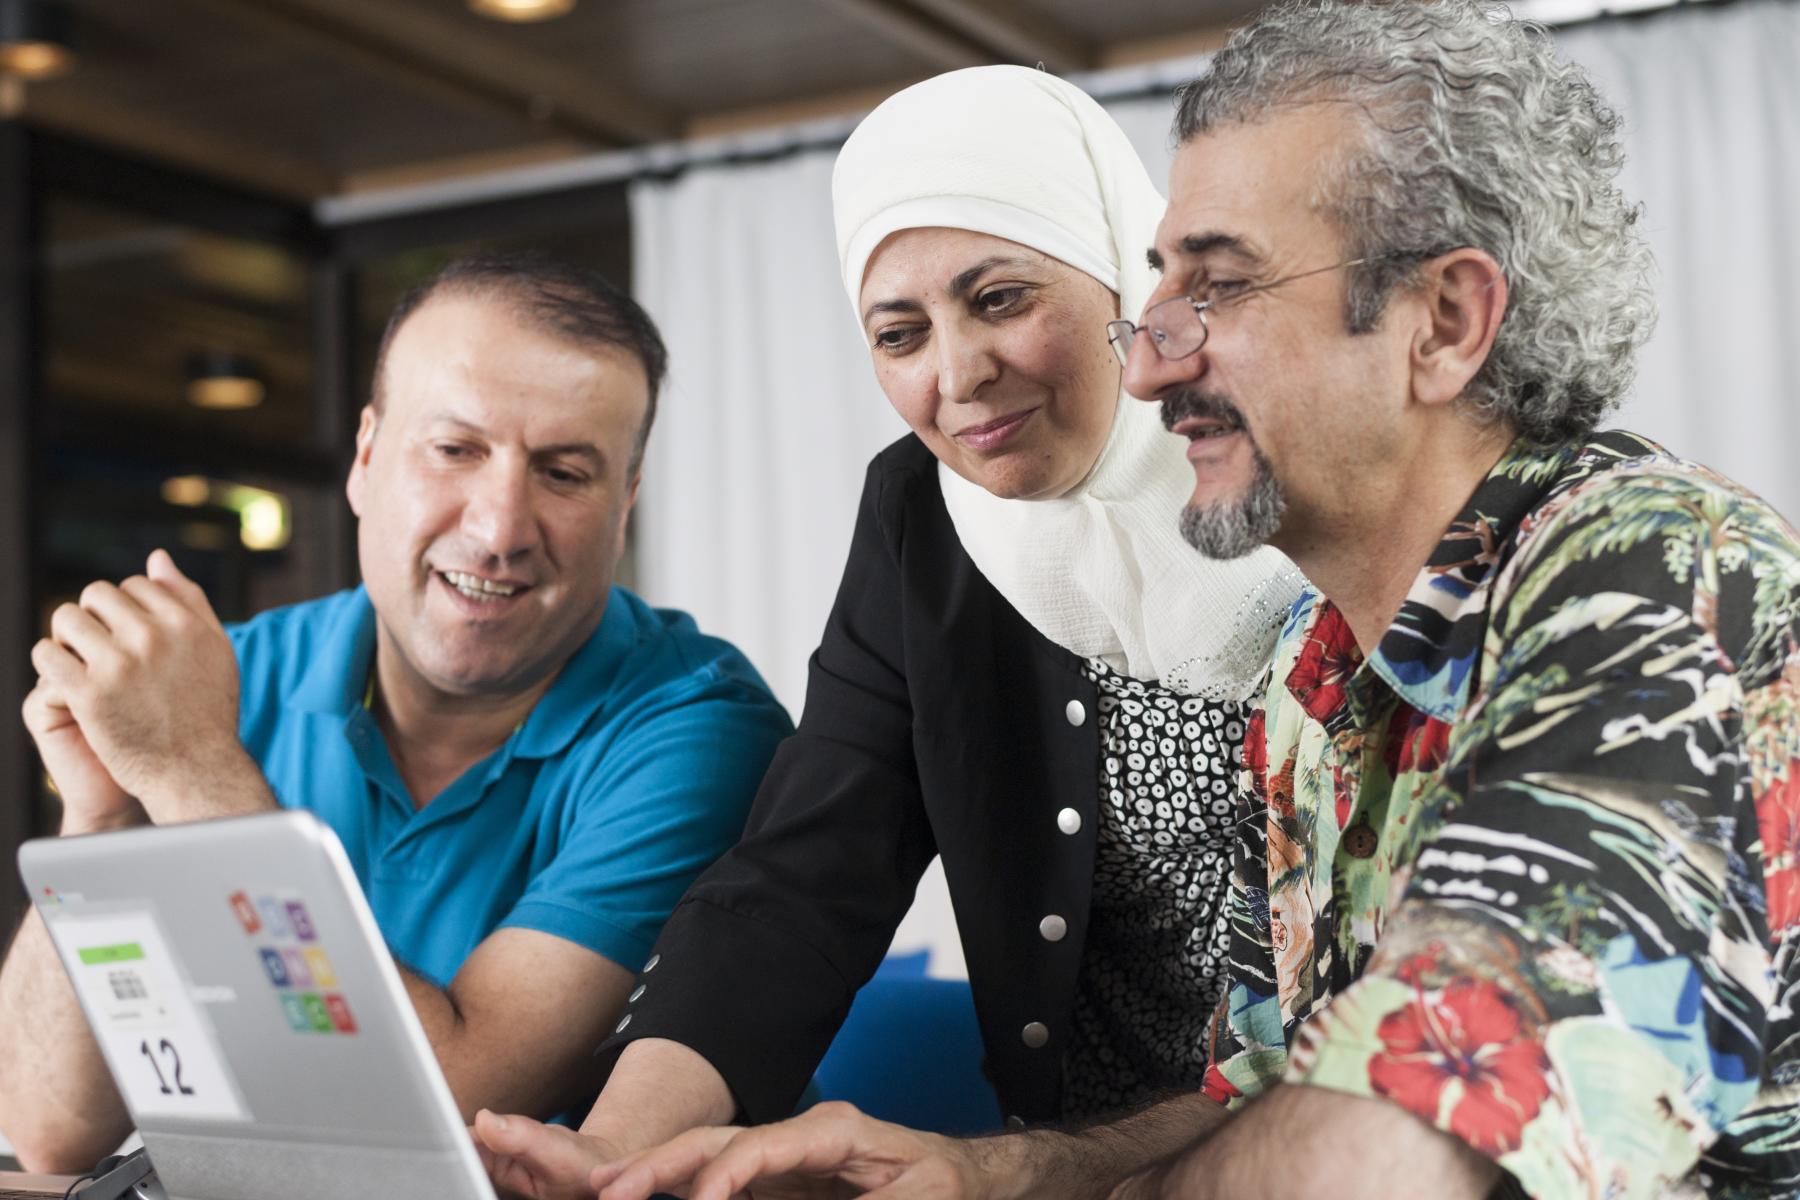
<box><xmin>1108</xmin><ymin>296</ymin><xmax>1208</xmax><ymax>367</ymax></box>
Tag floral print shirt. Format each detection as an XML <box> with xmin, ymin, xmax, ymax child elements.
<box><xmin>1202</xmin><ymin>431</ymin><xmax>1800</xmax><ymax>1198</ymax></box>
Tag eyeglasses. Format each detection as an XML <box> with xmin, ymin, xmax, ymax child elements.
<box><xmin>1106</xmin><ymin>255</ymin><xmax>1389</xmax><ymax>368</ymax></box>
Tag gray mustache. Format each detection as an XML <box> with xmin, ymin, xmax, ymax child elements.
<box><xmin>1159</xmin><ymin>389</ymin><xmax>1247</xmax><ymax>433</ymax></box>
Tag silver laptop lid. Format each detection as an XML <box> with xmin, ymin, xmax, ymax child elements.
<box><xmin>18</xmin><ymin>811</ymin><xmax>495</xmax><ymax>1200</ymax></box>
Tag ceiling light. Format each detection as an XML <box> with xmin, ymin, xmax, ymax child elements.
<box><xmin>0</xmin><ymin>0</ymin><xmax>74</xmax><ymax>81</ymax></box>
<box><xmin>188</xmin><ymin>376</ymin><xmax>264</xmax><ymax>410</ymax></box>
<box><xmin>468</xmin><ymin>0</ymin><xmax>576</xmax><ymax>23</ymax></box>
<box><xmin>160</xmin><ymin>475</ymin><xmax>210</xmax><ymax>507</ymax></box>
<box><xmin>185</xmin><ymin>350</ymin><xmax>265</xmax><ymax>411</ymax></box>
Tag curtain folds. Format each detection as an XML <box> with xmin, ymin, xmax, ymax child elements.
<box><xmin>631</xmin><ymin>151</ymin><xmax>906</xmax><ymax>718</ymax></box>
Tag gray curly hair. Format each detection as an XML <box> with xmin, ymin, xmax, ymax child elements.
<box><xmin>1175</xmin><ymin>0</ymin><xmax>1655</xmax><ymax>445</ymax></box>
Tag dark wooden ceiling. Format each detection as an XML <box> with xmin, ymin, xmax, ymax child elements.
<box><xmin>7</xmin><ymin>0</ymin><xmax>1263</xmax><ymax>201</ymax></box>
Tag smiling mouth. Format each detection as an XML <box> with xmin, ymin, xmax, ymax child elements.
<box><xmin>439</xmin><ymin>570</ymin><xmax>528</xmax><ymax>602</ymax></box>
<box><xmin>1160</xmin><ymin>389</ymin><xmax>1250</xmax><ymax>445</ymax></box>
<box><xmin>960</xmin><ymin>410</ymin><xmax>1030</xmax><ymax>435</ymax></box>
<box><xmin>954</xmin><ymin>408</ymin><xmax>1037</xmax><ymax>449</ymax></box>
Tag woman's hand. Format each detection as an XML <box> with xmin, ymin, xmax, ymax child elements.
<box><xmin>589</xmin><ymin>1102</ymin><xmax>1000</xmax><ymax>1200</ymax></box>
<box><xmin>474</xmin><ymin>1109</ymin><xmax>622</xmax><ymax>1200</ymax></box>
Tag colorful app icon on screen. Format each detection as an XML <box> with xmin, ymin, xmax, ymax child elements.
<box><xmin>256</xmin><ymin>898</ymin><xmax>290</xmax><ymax>939</ymax></box>
<box><xmin>323</xmin><ymin>993</ymin><xmax>357</xmax><ymax>1034</ymax></box>
<box><xmin>303</xmin><ymin>947</ymin><xmax>337</xmax><ymax>988</ymax></box>
<box><xmin>258</xmin><ymin>948</ymin><xmax>290</xmax><ymax>988</ymax></box>
<box><xmin>300</xmin><ymin>993</ymin><xmax>333</xmax><ymax>1033</ymax></box>
<box><xmin>280</xmin><ymin>948</ymin><xmax>312</xmax><ymax>987</ymax></box>
<box><xmin>279</xmin><ymin>993</ymin><xmax>312</xmax><ymax>1032</ymax></box>
<box><xmin>228</xmin><ymin>891</ymin><xmax>261</xmax><ymax>935</ymax></box>
<box><xmin>285</xmin><ymin>901</ymin><xmax>316</xmax><ymax>942</ymax></box>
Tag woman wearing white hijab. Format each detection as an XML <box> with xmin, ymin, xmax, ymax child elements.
<box><xmin>475</xmin><ymin>65</ymin><xmax>1301</xmax><ymax>1198</ymax></box>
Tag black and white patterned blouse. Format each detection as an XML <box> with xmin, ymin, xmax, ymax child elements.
<box><xmin>1060</xmin><ymin>656</ymin><xmax>1246</xmax><ymax>1119</ymax></box>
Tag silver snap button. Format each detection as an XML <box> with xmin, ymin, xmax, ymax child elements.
<box><xmin>1038</xmin><ymin>915</ymin><xmax>1067</xmax><ymax>942</ymax></box>
<box><xmin>615</xmin><ymin>1013</ymin><xmax>632</xmax><ymax>1033</ymax></box>
<box><xmin>1056</xmin><ymin>807</ymin><xmax>1081</xmax><ymax>835</ymax></box>
<box><xmin>628</xmin><ymin>984</ymin><xmax>645</xmax><ymax>1003</ymax></box>
<box><xmin>1021</xmin><ymin>1021</ymin><xmax>1049</xmax><ymax>1049</ymax></box>
<box><xmin>1064</xmin><ymin>699</ymin><xmax>1086</xmax><ymax>727</ymax></box>
<box><xmin>643</xmin><ymin>953</ymin><xmax>661</xmax><ymax>972</ymax></box>
<box><xmin>1006</xmin><ymin>1115</ymin><xmax>1026</xmax><ymax>1130</ymax></box>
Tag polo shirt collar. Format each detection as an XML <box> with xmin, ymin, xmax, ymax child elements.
<box><xmin>291</xmin><ymin>586</ymin><xmax>378</xmax><ymax>716</ymax></box>
<box><xmin>286</xmin><ymin>585</ymin><xmax>628</xmax><ymax>761</ymax></box>
<box><xmin>511</xmin><ymin>587</ymin><xmax>631</xmax><ymax>761</ymax></box>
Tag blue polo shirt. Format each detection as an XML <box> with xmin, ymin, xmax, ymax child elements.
<box><xmin>230</xmin><ymin>586</ymin><xmax>791</xmax><ymax>988</ymax></box>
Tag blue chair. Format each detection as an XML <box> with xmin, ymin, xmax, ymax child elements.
<box><xmin>808</xmin><ymin>951</ymin><xmax>1004</xmax><ymax>1135</ymax></box>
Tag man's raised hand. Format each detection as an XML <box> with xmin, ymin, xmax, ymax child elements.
<box><xmin>21</xmin><ymin>676</ymin><xmax>142</xmax><ymax>836</ymax></box>
<box><xmin>31</xmin><ymin>549</ymin><xmax>267</xmax><ymax>823</ymax></box>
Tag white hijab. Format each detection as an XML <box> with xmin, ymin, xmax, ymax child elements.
<box><xmin>833</xmin><ymin>66</ymin><xmax>1303</xmax><ymax>700</ymax></box>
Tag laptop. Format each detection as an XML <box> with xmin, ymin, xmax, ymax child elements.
<box><xmin>17</xmin><ymin>810</ymin><xmax>497</xmax><ymax>1200</ymax></box>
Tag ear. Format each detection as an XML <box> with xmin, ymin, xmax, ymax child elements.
<box><xmin>345</xmin><ymin>406</ymin><xmax>380</xmax><ymax>518</ymax></box>
<box><xmin>615</xmin><ymin>470</ymin><xmax>642</xmax><ymax>561</ymax></box>
<box><xmin>1409</xmin><ymin>249</ymin><xmax>1507</xmax><ymax>410</ymax></box>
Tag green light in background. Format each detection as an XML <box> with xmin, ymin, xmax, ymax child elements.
<box><xmin>162</xmin><ymin>476</ymin><xmax>292</xmax><ymax>551</ymax></box>
<box><xmin>229</xmin><ymin>488</ymin><xmax>289</xmax><ymax>552</ymax></box>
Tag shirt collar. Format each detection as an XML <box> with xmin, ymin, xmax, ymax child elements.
<box><xmin>291</xmin><ymin>587</ymin><xmax>378</xmax><ymax>716</ymax></box>
<box><xmin>288</xmin><ymin>584</ymin><xmax>630</xmax><ymax>762</ymax></box>
<box><xmin>1359</xmin><ymin>431</ymin><xmax>1660</xmax><ymax>719</ymax></box>
<box><xmin>1360</xmin><ymin>438</ymin><xmax>1569</xmax><ymax>719</ymax></box>
<box><xmin>1281</xmin><ymin>441</ymin><xmax>1553</xmax><ymax>728</ymax></box>
<box><xmin>510</xmin><ymin>588</ymin><xmax>633</xmax><ymax>760</ymax></box>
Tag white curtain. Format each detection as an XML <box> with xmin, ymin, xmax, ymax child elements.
<box><xmin>631</xmin><ymin>151</ymin><xmax>906</xmax><ymax>721</ymax></box>
<box><xmin>629</xmin><ymin>0</ymin><xmax>1800</xmax><ymax>976</ymax></box>
<box><xmin>1559</xmin><ymin>1</ymin><xmax>1800</xmax><ymax>520</ymax></box>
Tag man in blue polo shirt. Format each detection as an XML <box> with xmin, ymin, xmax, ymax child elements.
<box><xmin>0</xmin><ymin>253</ymin><xmax>792</xmax><ymax>1174</ymax></box>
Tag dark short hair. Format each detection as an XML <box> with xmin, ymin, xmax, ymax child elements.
<box><xmin>371</xmin><ymin>251</ymin><xmax>670</xmax><ymax>474</ymax></box>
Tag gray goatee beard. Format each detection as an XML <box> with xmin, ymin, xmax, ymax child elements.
<box><xmin>1180</xmin><ymin>448</ymin><xmax>1285</xmax><ymax>559</ymax></box>
<box><xmin>1160</xmin><ymin>388</ymin><xmax>1287</xmax><ymax>560</ymax></box>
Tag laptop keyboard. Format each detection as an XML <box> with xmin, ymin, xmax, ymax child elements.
<box><xmin>147</xmin><ymin>1132</ymin><xmax>490</xmax><ymax>1200</ymax></box>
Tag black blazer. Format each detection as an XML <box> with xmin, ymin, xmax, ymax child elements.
<box><xmin>602</xmin><ymin>435</ymin><xmax>1102</xmax><ymax>1125</ymax></box>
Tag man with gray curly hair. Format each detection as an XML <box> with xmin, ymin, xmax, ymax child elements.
<box><xmin>1141</xmin><ymin>0</ymin><xmax>1660</xmax><ymax>562</ymax></box>
<box><xmin>496</xmin><ymin>2</ymin><xmax>1800</xmax><ymax>1198</ymax></box>
<box><xmin>1112</xmin><ymin>0</ymin><xmax>1800</xmax><ymax>1197</ymax></box>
